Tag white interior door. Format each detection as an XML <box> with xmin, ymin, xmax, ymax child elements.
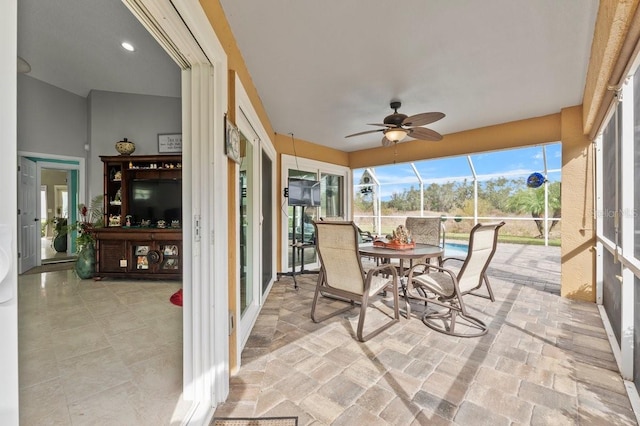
<box><xmin>18</xmin><ymin>156</ymin><xmax>37</xmax><ymax>273</ymax></box>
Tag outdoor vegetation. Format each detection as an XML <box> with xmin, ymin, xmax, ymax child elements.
<box><xmin>354</xmin><ymin>177</ymin><xmax>561</xmax><ymax>245</ymax></box>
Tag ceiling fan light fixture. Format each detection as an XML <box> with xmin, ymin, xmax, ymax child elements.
<box><xmin>384</xmin><ymin>128</ymin><xmax>407</xmax><ymax>143</ymax></box>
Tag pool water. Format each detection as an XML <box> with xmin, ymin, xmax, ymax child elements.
<box><xmin>444</xmin><ymin>242</ymin><xmax>468</xmax><ymax>258</ymax></box>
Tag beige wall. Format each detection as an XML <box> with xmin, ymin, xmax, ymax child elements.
<box><xmin>199</xmin><ymin>0</ymin><xmax>638</xmax><ymax>305</ymax></box>
<box><xmin>560</xmin><ymin>106</ymin><xmax>596</xmax><ymax>301</ymax></box>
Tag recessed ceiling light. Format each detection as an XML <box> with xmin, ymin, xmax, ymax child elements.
<box><xmin>121</xmin><ymin>42</ymin><xmax>135</xmax><ymax>52</ymax></box>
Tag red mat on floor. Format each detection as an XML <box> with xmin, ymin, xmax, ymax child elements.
<box><xmin>170</xmin><ymin>289</ymin><xmax>183</xmax><ymax>306</ymax></box>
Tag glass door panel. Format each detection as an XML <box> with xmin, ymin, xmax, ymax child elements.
<box><xmin>321</xmin><ymin>173</ymin><xmax>343</xmax><ymax>219</ymax></box>
<box><xmin>287</xmin><ymin>170</ymin><xmax>318</xmax><ymax>271</ymax></box>
<box><xmin>240</xmin><ymin>135</ymin><xmax>254</xmax><ymax>316</ymax></box>
<box><xmin>261</xmin><ymin>149</ymin><xmax>273</xmax><ymax>294</ymax></box>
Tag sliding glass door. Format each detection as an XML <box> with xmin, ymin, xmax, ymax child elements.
<box><xmin>281</xmin><ymin>155</ymin><xmax>351</xmax><ymax>273</ymax></box>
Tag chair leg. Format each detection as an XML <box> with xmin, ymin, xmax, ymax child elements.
<box><xmin>468</xmin><ymin>273</ymin><xmax>495</xmax><ymax>302</ymax></box>
<box><xmin>422</xmin><ymin>296</ymin><xmax>488</xmax><ymax>337</ymax></box>
<box><xmin>311</xmin><ymin>271</ymin><xmax>354</xmax><ymax>323</ymax></box>
<box><xmin>356</xmin><ymin>282</ymin><xmax>400</xmax><ymax>342</ymax></box>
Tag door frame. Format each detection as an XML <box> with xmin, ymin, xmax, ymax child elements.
<box><xmin>17</xmin><ymin>152</ymin><xmax>85</xmax><ymax>271</ymax></box>
<box><xmin>234</xmin><ymin>74</ymin><xmax>277</xmax><ymax>359</ymax></box>
<box><xmin>1</xmin><ymin>0</ymin><xmax>19</xmax><ymax>423</ymax></box>
<box><xmin>280</xmin><ymin>155</ymin><xmax>352</xmax><ymax>272</ymax></box>
<box><xmin>124</xmin><ymin>1</ymin><xmax>230</xmax><ymax>423</ymax></box>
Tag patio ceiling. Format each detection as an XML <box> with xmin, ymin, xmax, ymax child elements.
<box><xmin>18</xmin><ymin>1</ymin><xmax>599</xmax><ymax>153</ymax></box>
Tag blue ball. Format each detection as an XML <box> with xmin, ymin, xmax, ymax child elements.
<box><xmin>526</xmin><ymin>172</ymin><xmax>545</xmax><ymax>188</ymax></box>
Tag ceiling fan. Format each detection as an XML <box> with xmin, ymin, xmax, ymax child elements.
<box><xmin>345</xmin><ymin>101</ymin><xmax>445</xmax><ymax>146</ymax></box>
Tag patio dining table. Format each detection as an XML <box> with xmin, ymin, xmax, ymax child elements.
<box><xmin>359</xmin><ymin>242</ymin><xmax>444</xmax><ymax>318</ymax></box>
<box><xmin>358</xmin><ymin>242</ymin><xmax>444</xmax><ymax>277</ymax></box>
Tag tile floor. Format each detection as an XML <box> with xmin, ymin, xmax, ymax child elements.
<box><xmin>214</xmin><ymin>244</ymin><xmax>640</xmax><ymax>425</ymax></box>
<box><xmin>18</xmin><ymin>243</ymin><xmax>640</xmax><ymax>425</ymax></box>
<box><xmin>18</xmin><ymin>270</ymin><xmax>187</xmax><ymax>425</ymax></box>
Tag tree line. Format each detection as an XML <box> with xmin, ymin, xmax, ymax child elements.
<box><xmin>355</xmin><ymin>177</ymin><xmax>561</xmax><ymax>236</ymax></box>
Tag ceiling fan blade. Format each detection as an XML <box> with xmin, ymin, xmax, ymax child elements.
<box><xmin>407</xmin><ymin>127</ymin><xmax>443</xmax><ymax>141</ymax></box>
<box><xmin>402</xmin><ymin>112</ymin><xmax>445</xmax><ymax>127</ymax></box>
<box><xmin>381</xmin><ymin>136</ymin><xmax>394</xmax><ymax>147</ymax></box>
<box><xmin>366</xmin><ymin>123</ymin><xmax>391</xmax><ymax>127</ymax></box>
<box><xmin>345</xmin><ymin>128</ymin><xmax>384</xmax><ymax>138</ymax></box>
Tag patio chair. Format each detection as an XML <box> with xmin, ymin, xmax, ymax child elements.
<box><xmin>401</xmin><ymin>217</ymin><xmax>445</xmax><ymax>270</ymax></box>
<box><xmin>311</xmin><ymin>221</ymin><xmax>400</xmax><ymax>342</ymax></box>
<box><xmin>405</xmin><ymin>221</ymin><xmax>505</xmax><ymax>337</ymax></box>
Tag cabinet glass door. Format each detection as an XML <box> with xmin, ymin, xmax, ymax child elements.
<box><xmin>161</xmin><ymin>244</ymin><xmax>180</xmax><ymax>270</ymax></box>
<box><xmin>134</xmin><ymin>245</ymin><xmax>150</xmax><ymax>270</ymax></box>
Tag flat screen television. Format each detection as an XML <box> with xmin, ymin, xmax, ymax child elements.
<box><xmin>288</xmin><ymin>178</ymin><xmax>321</xmax><ymax>206</ymax></box>
<box><xmin>128</xmin><ymin>179</ymin><xmax>182</xmax><ymax>225</ymax></box>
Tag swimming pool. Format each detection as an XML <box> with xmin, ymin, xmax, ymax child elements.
<box><xmin>444</xmin><ymin>242</ymin><xmax>468</xmax><ymax>258</ymax></box>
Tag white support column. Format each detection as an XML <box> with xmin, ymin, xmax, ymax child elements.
<box><xmin>595</xmin><ymin>138</ymin><xmax>604</xmax><ymax>304</ymax></box>
<box><xmin>368</xmin><ymin>168</ymin><xmax>382</xmax><ymax>234</ymax></box>
<box><xmin>467</xmin><ymin>156</ymin><xmax>478</xmax><ymax>225</ymax></box>
<box><xmin>410</xmin><ymin>163</ymin><xmax>424</xmax><ymax>216</ymax></box>
<box><xmin>542</xmin><ymin>146</ymin><xmax>549</xmax><ymax>246</ymax></box>
<box><xmin>619</xmin><ymin>78</ymin><xmax>635</xmax><ymax>380</ymax></box>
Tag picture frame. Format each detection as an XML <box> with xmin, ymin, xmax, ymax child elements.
<box><xmin>225</xmin><ymin>117</ymin><xmax>241</xmax><ymax>164</ymax></box>
<box><xmin>158</xmin><ymin>133</ymin><xmax>182</xmax><ymax>153</ymax></box>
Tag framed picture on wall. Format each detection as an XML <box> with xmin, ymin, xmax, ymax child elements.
<box><xmin>158</xmin><ymin>133</ymin><xmax>182</xmax><ymax>153</ymax></box>
<box><xmin>225</xmin><ymin>117</ymin><xmax>241</xmax><ymax>164</ymax></box>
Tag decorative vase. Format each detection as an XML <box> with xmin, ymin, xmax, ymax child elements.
<box><xmin>75</xmin><ymin>243</ymin><xmax>95</xmax><ymax>279</ymax></box>
<box><xmin>115</xmin><ymin>138</ymin><xmax>136</xmax><ymax>155</ymax></box>
<box><xmin>53</xmin><ymin>233</ymin><xmax>67</xmax><ymax>252</ymax></box>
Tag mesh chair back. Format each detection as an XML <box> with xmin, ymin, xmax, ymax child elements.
<box><xmin>405</xmin><ymin>217</ymin><xmax>443</xmax><ymax>247</ymax></box>
<box><xmin>314</xmin><ymin>221</ymin><xmax>365</xmax><ymax>295</ymax></box>
<box><xmin>457</xmin><ymin>222</ymin><xmax>504</xmax><ymax>293</ymax></box>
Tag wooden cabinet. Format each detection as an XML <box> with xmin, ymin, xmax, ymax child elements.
<box><xmin>95</xmin><ymin>154</ymin><xmax>183</xmax><ymax>280</ymax></box>
<box><xmin>100</xmin><ymin>154</ymin><xmax>182</xmax><ymax>227</ymax></box>
<box><xmin>94</xmin><ymin>228</ymin><xmax>182</xmax><ymax>279</ymax></box>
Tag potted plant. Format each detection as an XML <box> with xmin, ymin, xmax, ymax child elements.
<box><xmin>69</xmin><ymin>195</ymin><xmax>103</xmax><ymax>279</ymax></box>
<box><xmin>50</xmin><ymin>217</ymin><xmax>68</xmax><ymax>252</ymax></box>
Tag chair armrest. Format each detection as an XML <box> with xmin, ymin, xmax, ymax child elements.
<box><xmin>366</xmin><ymin>263</ymin><xmax>398</xmax><ymax>280</ymax></box>
<box><xmin>442</xmin><ymin>257</ymin><xmax>465</xmax><ymax>265</ymax></box>
<box><xmin>365</xmin><ymin>263</ymin><xmax>398</xmax><ymax>295</ymax></box>
<box><xmin>406</xmin><ymin>262</ymin><xmax>457</xmax><ymax>283</ymax></box>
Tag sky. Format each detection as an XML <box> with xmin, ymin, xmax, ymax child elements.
<box><xmin>353</xmin><ymin>142</ymin><xmax>562</xmax><ymax>200</ymax></box>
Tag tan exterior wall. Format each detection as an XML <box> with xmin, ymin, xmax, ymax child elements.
<box><xmin>560</xmin><ymin>106</ymin><xmax>596</xmax><ymax>301</ymax></box>
<box><xmin>583</xmin><ymin>0</ymin><xmax>639</xmax><ymax>136</ymax></box>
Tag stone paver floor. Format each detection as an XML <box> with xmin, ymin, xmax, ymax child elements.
<box><xmin>214</xmin><ymin>243</ymin><xmax>638</xmax><ymax>425</ymax></box>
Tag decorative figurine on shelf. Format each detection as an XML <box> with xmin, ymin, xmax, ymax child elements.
<box><xmin>157</xmin><ymin>220</ymin><xmax>166</xmax><ymax>229</ymax></box>
<box><xmin>171</xmin><ymin>220</ymin><xmax>180</xmax><ymax>228</ymax></box>
<box><xmin>141</xmin><ymin>219</ymin><xmax>151</xmax><ymax>227</ymax></box>
<box><xmin>113</xmin><ymin>170</ymin><xmax>122</xmax><ymax>181</ymax></box>
<box><xmin>109</xmin><ymin>214</ymin><xmax>121</xmax><ymax>227</ymax></box>
<box><xmin>125</xmin><ymin>215</ymin><xmax>132</xmax><ymax>227</ymax></box>
<box><xmin>391</xmin><ymin>225</ymin><xmax>412</xmax><ymax>244</ymax></box>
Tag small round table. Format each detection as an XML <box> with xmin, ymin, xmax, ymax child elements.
<box><xmin>358</xmin><ymin>243</ymin><xmax>444</xmax><ymax>276</ymax></box>
<box><xmin>358</xmin><ymin>243</ymin><xmax>444</xmax><ymax>318</ymax></box>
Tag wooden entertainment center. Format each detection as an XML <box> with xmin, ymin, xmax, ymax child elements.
<box><xmin>93</xmin><ymin>154</ymin><xmax>182</xmax><ymax>280</ymax></box>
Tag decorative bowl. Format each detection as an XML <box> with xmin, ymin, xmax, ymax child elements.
<box><xmin>115</xmin><ymin>138</ymin><xmax>135</xmax><ymax>155</ymax></box>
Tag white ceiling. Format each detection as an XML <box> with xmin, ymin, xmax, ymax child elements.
<box><xmin>17</xmin><ymin>0</ymin><xmax>180</xmax><ymax>98</ymax></box>
<box><xmin>17</xmin><ymin>0</ymin><xmax>598</xmax><ymax>153</ymax></box>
